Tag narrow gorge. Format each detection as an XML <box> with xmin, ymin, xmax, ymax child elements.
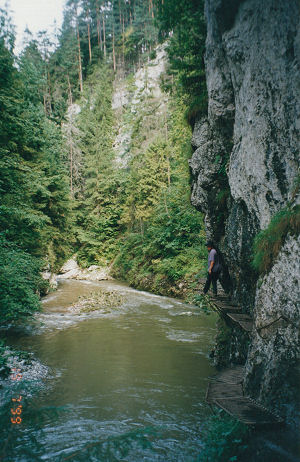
<box><xmin>0</xmin><ymin>0</ymin><xmax>299</xmax><ymax>460</ymax></box>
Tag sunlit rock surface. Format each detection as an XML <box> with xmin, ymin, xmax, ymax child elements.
<box><xmin>59</xmin><ymin>257</ymin><xmax>112</xmax><ymax>281</ymax></box>
<box><xmin>41</xmin><ymin>271</ymin><xmax>58</xmax><ymax>290</ymax></box>
<box><xmin>112</xmin><ymin>43</ymin><xmax>168</xmax><ymax>168</ymax></box>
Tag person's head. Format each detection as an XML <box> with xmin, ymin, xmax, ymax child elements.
<box><xmin>205</xmin><ymin>240</ymin><xmax>214</xmax><ymax>251</ymax></box>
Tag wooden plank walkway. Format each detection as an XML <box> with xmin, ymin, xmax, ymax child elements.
<box><xmin>205</xmin><ymin>296</ymin><xmax>283</xmax><ymax>424</ymax></box>
<box><xmin>210</xmin><ymin>295</ymin><xmax>254</xmax><ymax>332</ymax></box>
<box><xmin>212</xmin><ymin>300</ymin><xmax>242</xmax><ymax>313</ymax></box>
<box><xmin>209</xmin><ymin>364</ymin><xmax>244</xmax><ymax>384</ymax></box>
<box><xmin>206</xmin><ymin>367</ymin><xmax>284</xmax><ymax>426</ymax></box>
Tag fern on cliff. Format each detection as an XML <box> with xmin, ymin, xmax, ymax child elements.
<box><xmin>253</xmin><ymin>204</ymin><xmax>300</xmax><ymax>274</ymax></box>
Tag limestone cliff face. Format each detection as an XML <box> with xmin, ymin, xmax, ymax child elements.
<box><xmin>112</xmin><ymin>43</ymin><xmax>168</xmax><ymax>168</ymax></box>
<box><xmin>190</xmin><ymin>0</ymin><xmax>300</xmax><ymax>411</ymax></box>
<box><xmin>245</xmin><ymin>234</ymin><xmax>300</xmax><ymax>410</ymax></box>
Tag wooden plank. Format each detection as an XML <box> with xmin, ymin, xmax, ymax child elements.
<box><xmin>212</xmin><ymin>301</ymin><xmax>242</xmax><ymax>313</ymax></box>
<box><xmin>206</xmin><ymin>380</ymin><xmax>243</xmax><ymax>403</ymax></box>
<box><xmin>206</xmin><ymin>366</ymin><xmax>284</xmax><ymax>426</ymax></box>
<box><xmin>210</xmin><ymin>365</ymin><xmax>245</xmax><ymax>384</ymax></box>
<box><xmin>210</xmin><ymin>296</ymin><xmax>253</xmax><ymax>332</ymax></box>
<box><xmin>211</xmin><ymin>298</ymin><xmax>235</xmax><ymax>305</ymax></box>
<box><xmin>227</xmin><ymin>313</ymin><xmax>253</xmax><ymax>322</ymax></box>
<box><xmin>226</xmin><ymin>312</ymin><xmax>253</xmax><ymax>331</ymax></box>
<box><xmin>210</xmin><ymin>295</ymin><xmax>231</xmax><ymax>302</ymax></box>
<box><xmin>214</xmin><ymin>397</ymin><xmax>284</xmax><ymax>426</ymax></box>
<box><xmin>238</xmin><ymin>320</ymin><xmax>254</xmax><ymax>332</ymax></box>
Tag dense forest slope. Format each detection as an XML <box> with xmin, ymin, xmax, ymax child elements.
<box><xmin>190</xmin><ymin>0</ymin><xmax>300</xmax><ymax>412</ymax></box>
<box><xmin>0</xmin><ymin>0</ymin><xmax>207</xmax><ymax>329</ymax></box>
<box><xmin>63</xmin><ymin>43</ymin><xmax>207</xmax><ymax>295</ymax></box>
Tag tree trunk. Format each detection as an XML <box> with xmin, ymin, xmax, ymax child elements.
<box><xmin>150</xmin><ymin>0</ymin><xmax>154</xmax><ymax>18</ymax></box>
<box><xmin>47</xmin><ymin>70</ymin><xmax>52</xmax><ymax>114</ymax></box>
<box><xmin>75</xmin><ymin>16</ymin><xmax>83</xmax><ymax>92</ymax></box>
<box><xmin>128</xmin><ymin>0</ymin><xmax>133</xmax><ymax>24</ymax></box>
<box><xmin>112</xmin><ymin>22</ymin><xmax>116</xmax><ymax>72</ymax></box>
<box><xmin>70</xmin><ymin>142</ymin><xmax>73</xmax><ymax>197</ymax></box>
<box><xmin>167</xmin><ymin>155</ymin><xmax>171</xmax><ymax>188</ymax></box>
<box><xmin>129</xmin><ymin>3</ymin><xmax>132</xmax><ymax>25</ymax></box>
<box><xmin>164</xmin><ymin>190</ymin><xmax>170</xmax><ymax>217</ymax></box>
<box><xmin>43</xmin><ymin>94</ymin><xmax>47</xmax><ymax>115</ymax></box>
<box><xmin>164</xmin><ymin>109</ymin><xmax>170</xmax><ymax>187</ymax></box>
<box><xmin>87</xmin><ymin>9</ymin><xmax>92</xmax><ymax>62</ymax></box>
<box><xmin>103</xmin><ymin>12</ymin><xmax>106</xmax><ymax>57</ymax></box>
<box><xmin>122</xmin><ymin>13</ymin><xmax>125</xmax><ymax>66</ymax></box>
<box><xmin>67</xmin><ymin>74</ymin><xmax>73</xmax><ymax>105</ymax></box>
<box><xmin>96</xmin><ymin>1</ymin><xmax>102</xmax><ymax>51</ymax></box>
<box><xmin>118</xmin><ymin>0</ymin><xmax>122</xmax><ymax>28</ymax></box>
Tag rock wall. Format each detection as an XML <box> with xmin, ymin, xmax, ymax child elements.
<box><xmin>245</xmin><ymin>234</ymin><xmax>300</xmax><ymax>410</ymax></box>
<box><xmin>112</xmin><ymin>43</ymin><xmax>168</xmax><ymax>168</ymax></box>
<box><xmin>59</xmin><ymin>257</ymin><xmax>112</xmax><ymax>281</ymax></box>
<box><xmin>190</xmin><ymin>0</ymin><xmax>300</xmax><ymax>412</ymax></box>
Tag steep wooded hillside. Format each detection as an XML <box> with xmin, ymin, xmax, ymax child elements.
<box><xmin>62</xmin><ymin>43</ymin><xmax>208</xmax><ymax>295</ymax></box>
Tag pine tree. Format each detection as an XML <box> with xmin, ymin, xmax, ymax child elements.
<box><xmin>74</xmin><ymin>65</ymin><xmax>125</xmax><ymax>265</ymax></box>
<box><xmin>156</xmin><ymin>0</ymin><xmax>207</xmax><ymax>124</ymax></box>
<box><xmin>0</xmin><ymin>10</ymin><xmax>73</xmax><ymax>324</ymax></box>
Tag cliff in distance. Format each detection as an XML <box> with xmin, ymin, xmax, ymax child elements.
<box><xmin>190</xmin><ymin>0</ymin><xmax>300</xmax><ymax>413</ymax></box>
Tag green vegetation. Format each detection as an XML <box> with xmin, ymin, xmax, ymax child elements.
<box><xmin>212</xmin><ymin>318</ymin><xmax>235</xmax><ymax>368</ymax></box>
<box><xmin>0</xmin><ymin>0</ymin><xmax>208</xmax><ymax>325</ymax></box>
<box><xmin>112</xmin><ymin>186</ymin><xmax>207</xmax><ymax>292</ymax></box>
<box><xmin>156</xmin><ymin>0</ymin><xmax>207</xmax><ymax>123</ymax></box>
<box><xmin>0</xmin><ymin>340</ymin><xmax>10</xmax><ymax>378</ymax></box>
<box><xmin>0</xmin><ymin>340</ymin><xmax>34</xmax><ymax>379</ymax></box>
<box><xmin>113</xmin><ymin>95</ymin><xmax>207</xmax><ymax>290</ymax></box>
<box><xmin>69</xmin><ymin>68</ymin><xmax>208</xmax><ymax>292</ymax></box>
<box><xmin>197</xmin><ymin>410</ymin><xmax>251</xmax><ymax>462</ymax></box>
<box><xmin>0</xmin><ymin>9</ymin><xmax>72</xmax><ymax>327</ymax></box>
<box><xmin>191</xmin><ymin>294</ymin><xmax>219</xmax><ymax>314</ymax></box>
<box><xmin>48</xmin><ymin>0</ymin><xmax>158</xmax><ymax>123</ymax></box>
<box><xmin>0</xmin><ymin>237</ymin><xmax>45</xmax><ymax>326</ymax></box>
<box><xmin>0</xmin><ymin>0</ymin><xmax>210</xmax><ymax>330</ymax></box>
<box><xmin>253</xmin><ymin>205</ymin><xmax>300</xmax><ymax>274</ymax></box>
<box><xmin>74</xmin><ymin>65</ymin><xmax>123</xmax><ymax>266</ymax></box>
<box><xmin>210</xmin><ymin>317</ymin><xmax>250</xmax><ymax>368</ymax></box>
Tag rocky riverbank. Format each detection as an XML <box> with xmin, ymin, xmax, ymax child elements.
<box><xmin>58</xmin><ymin>257</ymin><xmax>113</xmax><ymax>282</ymax></box>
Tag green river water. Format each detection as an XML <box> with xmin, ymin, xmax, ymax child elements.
<box><xmin>1</xmin><ymin>278</ymin><xmax>218</xmax><ymax>461</ymax></box>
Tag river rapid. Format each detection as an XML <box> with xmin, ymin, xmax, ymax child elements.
<box><xmin>1</xmin><ymin>278</ymin><xmax>217</xmax><ymax>461</ymax></box>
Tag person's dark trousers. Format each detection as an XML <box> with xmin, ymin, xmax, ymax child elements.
<box><xmin>203</xmin><ymin>271</ymin><xmax>220</xmax><ymax>295</ymax></box>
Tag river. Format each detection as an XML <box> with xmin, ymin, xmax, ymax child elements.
<box><xmin>1</xmin><ymin>278</ymin><xmax>217</xmax><ymax>461</ymax></box>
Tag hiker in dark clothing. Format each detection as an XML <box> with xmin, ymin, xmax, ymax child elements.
<box><xmin>203</xmin><ymin>240</ymin><xmax>221</xmax><ymax>296</ymax></box>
